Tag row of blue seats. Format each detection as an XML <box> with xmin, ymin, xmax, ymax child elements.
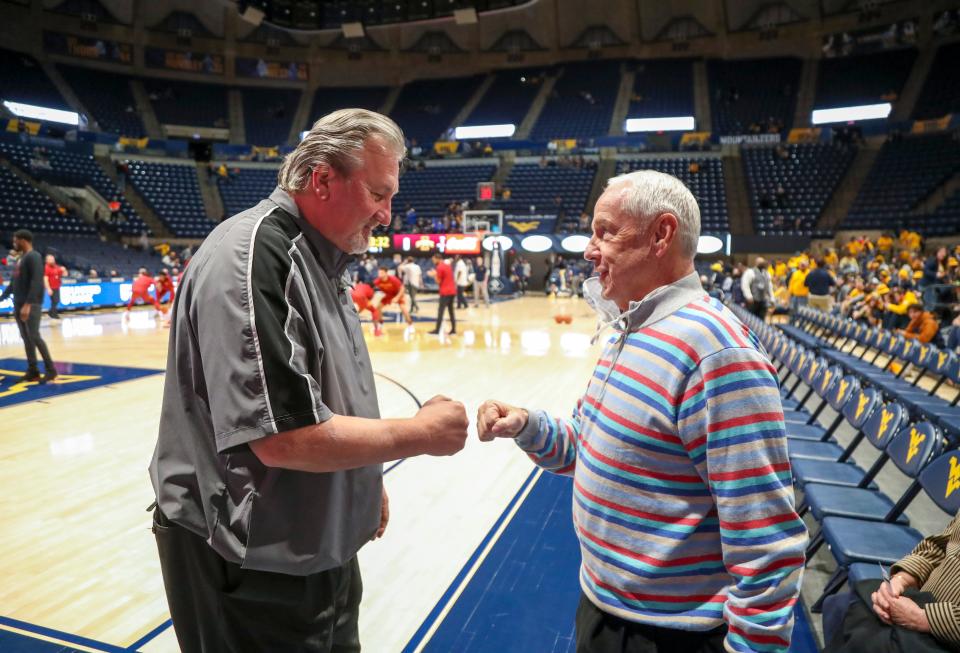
<box><xmin>734</xmin><ymin>304</ymin><xmax>960</xmax><ymax>616</ymax></box>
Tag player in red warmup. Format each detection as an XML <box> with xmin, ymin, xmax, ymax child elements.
<box><xmin>126</xmin><ymin>268</ymin><xmax>164</xmax><ymax>313</ymax></box>
<box><xmin>372</xmin><ymin>265</ymin><xmax>413</xmax><ymax>331</ymax></box>
<box><xmin>351</xmin><ymin>282</ymin><xmax>384</xmax><ymax>336</ymax></box>
<box><xmin>155</xmin><ymin>269</ymin><xmax>176</xmax><ymax>307</ymax></box>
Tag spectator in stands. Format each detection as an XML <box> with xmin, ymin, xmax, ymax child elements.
<box><xmin>775</xmin><ymin>184</ymin><xmax>787</xmax><ymax>209</ymax></box>
<box><xmin>115</xmin><ymin>161</ymin><xmax>128</xmax><ymax>191</ymax></box>
<box><xmin>44</xmin><ymin>254</ymin><xmax>64</xmax><ymax>320</ymax></box>
<box><xmin>741</xmin><ymin>257</ymin><xmax>774</xmax><ymax>320</ymax></box>
<box><xmin>806</xmin><ymin>258</ymin><xmax>837</xmax><ymax>312</ymax></box>
<box><xmin>108</xmin><ymin>198</ymin><xmax>121</xmax><ymax>222</ymax></box>
<box><xmin>428</xmin><ymin>252</ymin><xmax>456</xmax><ymax>335</ymax></box>
<box><xmin>477</xmin><ymin>170</ymin><xmax>804</xmax><ymax>653</ymax></box>
<box><xmin>884</xmin><ymin>284</ymin><xmax>920</xmax><ymax>330</ymax></box>
<box><xmin>899</xmin><ymin>303</ymin><xmax>940</xmax><ymax>343</ymax></box>
<box><xmin>0</xmin><ymin>230</ymin><xmax>57</xmax><ymax>383</ymax></box>
<box><xmin>824</xmin><ymin>510</ymin><xmax>960</xmax><ymax>653</ymax></box>
<box><xmin>852</xmin><ymin>287</ymin><xmax>887</xmax><ymax>327</ymax></box>
<box><xmin>788</xmin><ymin>259</ymin><xmax>810</xmax><ymax>311</ymax></box>
<box><xmin>578</xmin><ymin>212</ymin><xmax>590</xmax><ymax>233</ymax></box>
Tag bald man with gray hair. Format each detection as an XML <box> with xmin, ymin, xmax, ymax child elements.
<box><xmin>477</xmin><ymin>170</ymin><xmax>805</xmax><ymax>653</ymax></box>
<box><xmin>150</xmin><ymin>109</ymin><xmax>469</xmax><ymax>651</ymax></box>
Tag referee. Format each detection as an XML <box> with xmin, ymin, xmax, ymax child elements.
<box><xmin>149</xmin><ymin>109</ymin><xmax>469</xmax><ymax>652</ymax></box>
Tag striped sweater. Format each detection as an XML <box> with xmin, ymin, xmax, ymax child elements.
<box><xmin>516</xmin><ymin>272</ymin><xmax>806</xmax><ymax>653</ymax></box>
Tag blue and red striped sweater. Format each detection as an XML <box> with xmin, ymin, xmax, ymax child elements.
<box><xmin>515</xmin><ymin>273</ymin><xmax>807</xmax><ymax>653</ymax></box>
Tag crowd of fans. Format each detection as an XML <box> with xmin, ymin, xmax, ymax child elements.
<box><xmin>707</xmin><ymin>231</ymin><xmax>960</xmax><ymax>352</ymax></box>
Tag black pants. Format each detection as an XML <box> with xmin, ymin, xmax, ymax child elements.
<box><xmin>153</xmin><ymin>508</ymin><xmax>361</xmax><ymax>653</ymax></box>
<box><xmin>575</xmin><ymin>594</ymin><xmax>727</xmax><ymax>653</ymax></box>
<box><xmin>48</xmin><ymin>288</ymin><xmax>60</xmax><ymax>318</ymax></box>
<box><xmin>748</xmin><ymin>300</ymin><xmax>768</xmax><ymax>320</ymax></box>
<box><xmin>14</xmin><ymin>303</ymin><xmax>54</xmax><ymax>374</ymax></box>
<box><xmin>434</xmin><ymin>295</ymin><xmax>456</xmax><ymax>333</ymax></box>
<box><xmin>456</xmin><ymin>284</ymin><xmax>469</xmax><ymax>308</ymax></box>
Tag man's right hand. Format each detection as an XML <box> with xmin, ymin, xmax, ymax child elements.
<box><xmin>415</xmin><ymin>395</ymin><xmax>469</xmax><ymax>456</ymax></box>
<box><xmin>477</xmin><ymin>400</ymin><xmax>528</xmax><ymax>442</ymax></box>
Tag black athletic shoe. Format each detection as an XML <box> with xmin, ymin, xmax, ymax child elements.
<box><xmin>426</xmin><ymin>330</ymin><xmax>440</xmax><ymax>335</ymax></box>
<box><xmin>43</xmin><ymin>370</ymin><xmax>58</xmax><ymax>384</ymax></box>
<box><xmin>21</xmin><ymin>370</ymin><xmax>42</xmax><ymax>383</ymax></box>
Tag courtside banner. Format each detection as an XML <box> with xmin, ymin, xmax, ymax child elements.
<box><xmin>0</xmin><ymin>280</ymin><xmax>162</xmax><ymax>315</ymax></box>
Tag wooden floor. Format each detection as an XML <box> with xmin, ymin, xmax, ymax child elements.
<box><xmin>0</xmin><ymin>296</ymin><xmax>606</xmax><ymax>652</ymax></box>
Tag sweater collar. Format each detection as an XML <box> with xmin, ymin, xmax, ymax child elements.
<box><xmin>621</xmin><ymin>271</ymin><xmax>705</xmax><ymax>332</ymax></box>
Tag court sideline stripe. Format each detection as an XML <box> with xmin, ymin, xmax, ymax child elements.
<box><xmin>401</xmin><ymin>466</ymin><xmax>543</xmax><ymax>653</ymax></box>
<box><xmin>125</xmin><ymin>619</ymin><xmax>172</xmax><ymax>651</ymax></box>
<box><xmin>127</xmin><ymin>436</ymin><xmax>416</xmax><ymax>650</ymax></box>
<box><xmin>0</xmin><ymin>616</ymin><xmax>127</xmax><ymax>653</ymax></box>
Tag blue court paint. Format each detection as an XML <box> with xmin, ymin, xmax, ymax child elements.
<box><xmin>417</xmin><ymin>471</ymin><xmax>580</xmax><ymax>653</ymax></box>
<box><xmin>0</xmin><ymin>616</ymin><xmax>127</xmax><ymax>653</ymax></box>
<box><xmin>414</xmin><ymin>471</ymin><xmax>821</xmax><ymax>653</ymax></box>
<box><xmin>0</xmin><ymin>359</ymin><xmax>161</xmax><ymax>408</ymax></box>
<box><xmin>402</xmin><ymin>467</ymin><xmax>542</xmax><ymax>653</ymax></box>
<box><xmin>124</xmin><ymin>619</ymin><xmax>172</xmax><ymax>651</ymax></box>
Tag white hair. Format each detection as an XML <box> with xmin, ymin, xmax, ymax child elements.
<box><xmin>604</xmin><ymin>169</ymin><xmax>701</xmax><ymax>259</ymax></box>
<box><xmin>278</xmin><ymin>108</ymin><xmax>406</xmax><ymax>192</ymax></box>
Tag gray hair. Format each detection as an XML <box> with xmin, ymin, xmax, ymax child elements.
<box><xmin>604</xmin><ymin>169</ymin><xmax>701</xmax><ymax>259</ymax></box>
<box><xmin>278</xmin><ymin>108</ymin><xmax>406</xmax><ymax>192</ymax></box>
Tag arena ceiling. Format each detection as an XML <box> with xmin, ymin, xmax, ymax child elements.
<box><xmin>40</xmin><ymin>0</ymin><xmax>914</xmax><ymax>46</ymax></box>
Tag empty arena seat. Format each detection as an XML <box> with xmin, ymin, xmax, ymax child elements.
<box><xmin>57</xmin><ymin>64</ymin><xmax>145</xmax><ymax>138</ymax></box>
<box><xmin>615</xmin><ymin>157</ymin><xmax>729</xmax><ymax>233</ymax></box>
<box><xmin>529</xmin><ymin>60</ymin><xmax>621</xmax><ymax>142</ymax></box>
<box><xmin>0</xmin><ymin>165</ymin><xmax>95</xmax><ymax>235</ymax></box>
<box><xmin>743</xmin><ymin>143</ymin><xmax>856</xmax><ymax>236</ymax></box>
<box><xmin>241</xmin><ymin>87</ymin><xmax>300</xmax><ymax>147</ymax></box>
<box><xmin>912</xmin><ymin>41</ymin><xmax>960</xmax><ymax>121</ymax></box>
<box><xmin>815</xmin><ymin>48</ymin><xmax>917</xmax><ymax>108</ymax></box>
<box><xmin>842</xmin><ymin>132</ymin><xmax>960</xmax><ymax>234</ymax></box>
<box><xmin>626</xmin><ymin>59</ymin><xmax>694</xmax><ymax>120</ymax></box>
<box><xmin>144</xmin><ymin>79</ymin><xmax>228</xmax><ymax>128</ymax></box>
<box><xmin>708</xmin><ymin>57</ymin><xmax>801</xmax><ymax>136</ymax></box>
<box><xmin>127</xmin><ymin>160</ymin><xmax>213</xmax><ymax>238</ymax></box>
<box><xmin>462</xmin><ymin>68</ymin><xmax>549</xmax><ymax>127</ymax></box>
<box><xmin>390</xmin><ymin>75</ymin><xmax>485</xmax><ymax>146</ymax></box>
<box><xmin>0</xmin><ymin>46</ymin><xmax>71</xmax><ymax>111</ymax></box>
<box><xmin>490</xmin><ymin>163</ymin><xmax>594</xmax><ymax>229</ymax></box>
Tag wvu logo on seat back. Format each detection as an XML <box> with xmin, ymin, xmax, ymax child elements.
<box><xmin>855</xmin><ymin>393</ymin><xmax>869</xmax><ymax>420</ymax></box>
<box><xmin>938</xmin><ymin>352</ymin><xmax>948</xmax><ymax>369</ymax></box>
<box><xmin>906</xmin><ymin>427</ymin><xmax>925</xmax><ymax>464</ymax></box>
<box><xmin>878</xmin><ymin>409</ymin><xmax>894</xmax><ymax>440</ymax></box>
<box><xmin>946</xmin><ymin>456</ymin><xmax>960</xmax><ymax>499</ymax></box>
<box><xmin>820</xmin><ymin>371</ymin><xmax>832</xmax><ymax>393</ymax></box>
<box><xmin>836</xmin><ymin>378</ymin><xmax>849</xmax><ymax>401</ymax></box>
